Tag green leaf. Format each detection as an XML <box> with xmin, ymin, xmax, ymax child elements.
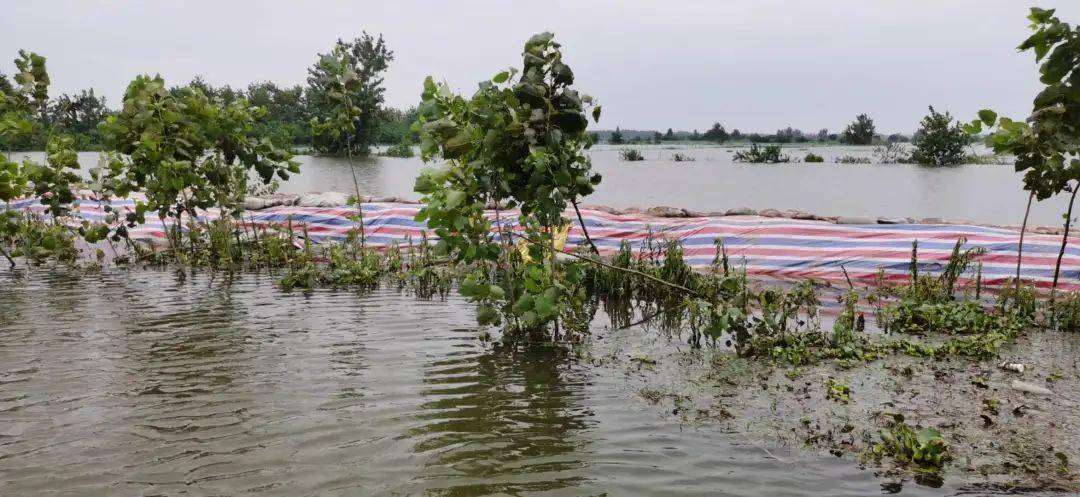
<box><xmin>592</xmin><ymin>105</ymin><xmax>601</xmax><ymax>123</ymax></box>
<box><xmin>977</xmin><ymin>109</ymin><xmax>997</xmax><ymax>126</ymax></box>
<box><xmin>445</xmin><ymin>189</ymin><xmax>467</xmax><ymax>209</ymax></box>
<box><xmin>492</xmin><ymin>71</ymin><xmax>509</xmax><ymax>84</ymax></box>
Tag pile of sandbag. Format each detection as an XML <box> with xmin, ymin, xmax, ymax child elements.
<box><xmin>297</xmin><ymin>191</ymin><xmax>352</xmax><ymax>207</ymax></box>
<box><xmin>243</xmin><ymin>193</ymin><xmax>300</xmax><ymax>210</ymax></box>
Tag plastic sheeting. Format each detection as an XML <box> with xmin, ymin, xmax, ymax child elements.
<box><xmin>6</xmin><ymin>197</ymin><xmax>1080</xmax><ymax>291</ymax></box>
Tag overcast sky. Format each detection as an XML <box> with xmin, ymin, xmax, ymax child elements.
<box><xmin>3</xmin><ymin>0</ymin><xmax>1075</xmax><ymax>134</ymax></box>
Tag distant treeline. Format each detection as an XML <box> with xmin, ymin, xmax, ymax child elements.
<box><xmin>0</xmin><ymin>33</ymin><xmax>417</xmax><ymax>155</ymax></box>
<box><xmin>595</xmin><ymin>114</ymin><xmax>914</xmax><ymax>146</ymax></box>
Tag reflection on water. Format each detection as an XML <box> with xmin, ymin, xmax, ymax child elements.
<box><xmin>15</xmin><ymin>145</ymin><xmax>1073</xmax><ymax>226</ymax></box>
<box><xmin>410</xmin><ymin>343</ymin><xmax>591</xmax><ymax>494</ymax></box>
<box><xmin>0</xmin><ymin>269</ymin><xmax>960</xmax><ymax>496</ymax></box>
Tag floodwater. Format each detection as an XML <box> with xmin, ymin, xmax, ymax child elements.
<box><xmin>0</xmin><ymin>269</ymin><xmax>968</xmax><ymax>497</ymax></box>
<box><xmin>11</xmin><ymin>144</ymin><xmax>1074</xmax><ymax>227</ymax></box>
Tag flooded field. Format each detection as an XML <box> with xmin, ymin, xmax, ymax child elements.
<box><xmin>1</xmin><ymin>269</ymin><xmax>1076</xmax><ymax>496</ymax></box>
<box><xmin>13</xmin><ymin>145</ymin><xmax>1076</xmax><ymax>228</ymax></box>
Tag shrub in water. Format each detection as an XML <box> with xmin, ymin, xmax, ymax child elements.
<box><xmin>619</xmin><ymin>148</ymin><xmax>645</xmax><ymax>161</ymax></box>
<box><xmin>733</xmin><ymin>143</ymin><xmax>789</xmax><ymax>163</ymax></box>
<box><xmin>804</xmin><ymin>152</ymin><xmax>824</xmax><ymax>162</ymax></box>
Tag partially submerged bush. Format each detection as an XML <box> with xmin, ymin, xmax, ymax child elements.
<box><xmin>835</xmin><ymin>155</ymin><xmax>871</xmax><ymax>164</ymax></box>
<box><xmin>733</xmin><ymin>143</ymin><xmax>789</xmax><ymax>163</ymax></box>
<box><xmin>619</xmin><ymin>148</ymin><xmax>645</xmax><ymax>161</ymax></box>
<box><xmin>911</xmin><ymin>106</ymin><xmax>969</xmax><ymax>166</ymax></box>
<box><xmin>873</xmin><ymin>142</ymin><xmax>910</xmax><ymax>163</ymax></box>
<box><xmin>381</xmin><ymin>139</ymin><xmax>414</xmax><ymax>158</ymax></box>
<box><xmin>803</xmin><ymin>152</ymin><xmax>824</xmax><ymax>162</ymax></box>
<box><xmin>671</xmin><ymin>152</ymin><xmax>695</xmax><ymax>162</ymax></box>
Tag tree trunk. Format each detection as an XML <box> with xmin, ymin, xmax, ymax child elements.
<box><xmin>1051</xmin><ymin>184</ymin><xmax>1079</xmax><ymax>301</ymax></box>
<box><xmin>1015</xmin><ymin>192</ymin><xmax>1034</xmax><ymax>303</ymax></box>
<box><xmin>571</xmin><ymin>199</ymin><xmax>600</xmax><ymax>255</ymax></box>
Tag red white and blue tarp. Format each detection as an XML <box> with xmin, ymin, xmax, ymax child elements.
<box><xmin>5</xmin><ymin>197</ymin><xmax>1080</xmax><ymax>292</ymax></box>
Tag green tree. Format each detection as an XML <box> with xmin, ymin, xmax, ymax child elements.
<box><xmin>911</xmin><ymin>106</ymin><xmax>968</xmax><ymax>166</ymax></box>
<box><xmin>608</xmin><ymin>126</ymin><xmax>624</xmax><ymax>144</ymax></box>
<box><xmin>307</xmin><ymin>33</ymin><xmax>393</xmax><ymax>155</ymax></box>
<box><xmin>663</xmin><ymin>127</ymin><xmax>674</xmax><ymax>140</ymax></box>
<box><xmin>702</xmin><ymin>122</ymin><xmax>729</xmax><ymax>142</ymax></box>
<box><xmin>841</xmin><ymin>113</ymin><xmax>876</xmax><ymax>145</ymax></box>
<box><xmin>98</xmin><ymin>75</ymin><xmax>299</xmax><ymax>249</ymax></box>
<box><xmin>47</xmin><ymin>89</ymin><xmax>111</xmax><ymax>148</ymax></box>
<box><xmin>245</xmin><ymin>81</ymin><xmax>310</xmax><ymax>148</ymax></box>
<box><xmin>413</xmin><ymin>32</ymin><xmax>602</xmax><ymax>333</ymax></box>
<box><xmin>968</xmin><ymin>7</ymin><xmax>1080</xmax><ymax>299</ymax></box>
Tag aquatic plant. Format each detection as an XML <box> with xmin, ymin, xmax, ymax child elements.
<box><xmin>671</xmin><ymin>152</ymin><xmax>695</xmax><ymax>162</ymax></box>
<box><xmin>803</xmin><ymin>152</ymin><xmax>824</xmax><ymax>163</ymax></box>
<box><xmin>732</xmin><ymin>144</ymin><xmax>789</xmax><ymax>163</ymax></box>
<box><xmin>619</xmin><ymin>148</ymin><xmax>645</xmax><ymax>161</ymax></box>
<box><xmin>826</xmin><ymin>377</ymin><xmax>851</xmax><ymax>403</ymax></box>
<box><xmin>870</xmin><ymin>413</ymin><xmax>951</xmax><ymax>473</ymax></box>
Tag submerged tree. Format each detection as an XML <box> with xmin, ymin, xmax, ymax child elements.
<box><xmin>307</xmin><ymin>33</ymin><xmax>393</xmax><ymax>155</ymax></box>
<box><xmin>413</xmin><ymin>32</ymin><xmax>602</xmax><ymax>333</ymax></box>
<box><xmin>967</xmin><ymin>7</ymin><xmax>1080</xmax><ymax>301</ymax></box>
<box><xmin>911</xmin><ymin>106</ymin><xmax>968</xmax><ymax>166</ymax></box>
<box><xmin>840</xmin><ymin>113</ymin><xmax>876</xmax><ymax>145</ymax></box>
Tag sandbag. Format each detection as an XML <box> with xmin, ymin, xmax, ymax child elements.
<box><xmin>298</xmin><ymin>192</ymin><xmax>351</xmax><ymax>207</ymax></box>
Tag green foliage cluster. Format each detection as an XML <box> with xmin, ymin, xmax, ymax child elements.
<box><xmin>826</xmin><ymin>377</ymin><xmax>851</xmax><ymax>403</ymax></box>
<box><xmin>732</xmin><ymin>143</ymin><xmax>789</xmax><ymax>163</ymax></box>
<box><xmin>308</xmin><ymin>33</ymin><xmax>393</xmax><ymax>155</ymax></box>
<box><xmin>380</xmin><ymin>139</ymin><xmax>414</xmax><ymax>158</ymax></box>
<box><xmin>841</xmin><ymin>114</ymin><xmax>876</xmax><ymax>145</ymax></box>
<box><xmin>911</xmin><ymin>106</ymin><xmax>969</xmax><ymax>166</ymax></box>
<box><xmin>967</xmin><ymin>7</ymin><xmax>1080</xmax><ymax>202</ymax></box>
<box><xmin>412</xmin><ymin>32</ymin><xmax>602</xmax><ymax>334</ymax></box>
<box><xmin>619</xmin><ymin>148</ymin><xmax>644</xmax><ymax>161</ymax></box>
<box><xmin>803</xmin><ymin>152</ymin><xmax>824</xmax><ymax>163</ymax></box>
<box><xmin>966</xmin><ymin>7</ymin><xmax>1080</xmax><ymax>297</ymax></box>
<box><xmin>870</xmin><ymin>413</ymin><xmax>951</xmax><ymax>473</ymax></box>
<box><xmin>97</xmin><ymin>74</ymin><xmax>299</xmax><ymax>250</ymax></box>
<box><xmin>608</xmin><ymin>126</ymin><xmax>624</xmax><ymax>144</ymax></box>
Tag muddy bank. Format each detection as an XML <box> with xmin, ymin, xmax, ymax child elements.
<box><xmin>589</xmin><ymin>319</ymin><xmax>1080</xmax><ymax>493</ymax></box>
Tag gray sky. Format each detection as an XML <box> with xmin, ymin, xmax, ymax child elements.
<box><xmin>3</xmin><ymin>0</ymin><xmax>1075</xmax><ymax>134</ymax></box>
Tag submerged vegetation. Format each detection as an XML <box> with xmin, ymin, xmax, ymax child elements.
<box><xmin>732</xmin><ymin>143</ymin><xmax>789</xmax><ymax>163</ymax></box>
<box><xmin>619</xmin><ymin>148</ymin><xmax>645</xmax><ymax>161</ymax></box>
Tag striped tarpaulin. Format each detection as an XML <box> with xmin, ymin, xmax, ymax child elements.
<box><xmin>5</xmin><ymin>197</ymin><xmax>1080</xmax><ymax>292</ymax></box>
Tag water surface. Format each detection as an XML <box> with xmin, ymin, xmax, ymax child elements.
<box><xmin>11</xmin><ymin>145</ymin><xmax>1071</xmax><ymax>227</ymax></box>
<box><xmin>0</xmin><ymin>270</ymin><xmax>957</xmax><ymax>496</ymax></box>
